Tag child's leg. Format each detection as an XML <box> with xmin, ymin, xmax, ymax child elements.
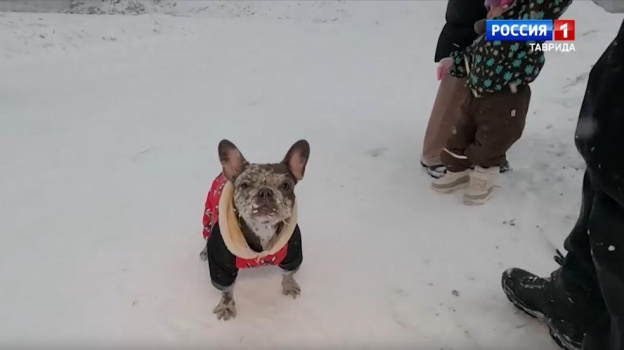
<box><xmin>464</xmin><ymin>86</ymin><xmax>531</xmax><ymax>205</ymax></box>
<box><xmin>467</xmin><ymin>86</ymin><xmax>531</xmax><ymax>169</ymax></box>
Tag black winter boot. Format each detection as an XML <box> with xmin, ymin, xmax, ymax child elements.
<box><xmin>499</xmin><ymin>159</ymin><xmax>511</xmax><ymax>173</ymax></box>
<box><xmin>502</xmin><ymin>268</ymin><xmax>585</xmax><ymax>350</ymax></box>
<box><xmin>467</xmin><ymin>158</ymin><xmax>511</xmax><ymax>173</ymax></box>
<box><xmin>420</xmin><ymin>161</ymin><xmax>447</xmax><ymax>179</ymax></box>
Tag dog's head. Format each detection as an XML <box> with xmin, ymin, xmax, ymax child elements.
<box><xmin>218</xmin><ymin>140</ymin><xmax>310</xmax><ymax>227</ymax></box>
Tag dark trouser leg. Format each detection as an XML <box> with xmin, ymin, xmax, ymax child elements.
<box><xmin>504</xmin><ymin>19</ymin><xmax>624</xmax><ymax>350</ymax></box>
<box><xmin>466</xmin><ymin>86</ymin><xmax>531</xmax><ymax>169</ymax></box>
<box><xmin>441</xmin><ymin>91</ymin><xmax>476</xmax><ymax>172</ymax></box>
<box><xmin>552</xmin><ymin>172</ymin><xmax>607</xmax><ymax>329</ymax></box>
<box><xmin>500</xmin><ymin>172</ymin><xmax>602</xmax><ymax>349</ymax></box>
<box><xmin>575</xmin><ymin>19</ymin><xmax>624</xmax><ymax>349</ymax></box>
<box><xmin>582</xmin><ymin>190</ymin><xmax>624</xmax><ymax>349</ymax></box>
<box><xmin>551</xmin><ymin>171</ymin><xmax>624</xmax><ymax>349</ymax></box>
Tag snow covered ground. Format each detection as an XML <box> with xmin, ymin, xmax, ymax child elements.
<box><xmin>0</xmin><ymin>1</ymin><xmax>622</xmax><ymax>349</ymax></box>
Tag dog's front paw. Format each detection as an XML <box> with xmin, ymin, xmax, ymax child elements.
<box><xmin>213</xmin><ymin>297</ymin><xmax>236</xmax><ymax>321</ymax></box>
<box><xmin>282</xmin><ymin>274</ymin><xmax>301</xmax><ymax>299</ymax></box>
<box><xmin>200</xmin><ymin>247</ymin><xmax>208</xmax><ymax>261</ymax></box>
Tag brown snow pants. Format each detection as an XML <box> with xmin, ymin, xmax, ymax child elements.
<box><xmin>441</xmin><ymin>85</ymin><xmax>531</xmax><ymax>173</ymax></box>
<box><xmin>421</xmin><ymin>75</ymin><xmax>468</xmax><ymax>166</ymax></box>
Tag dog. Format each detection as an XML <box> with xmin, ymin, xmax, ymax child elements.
<box><xmin>200</xmin><ymin>139</ymin><xmax>310</xmax><ymax>321</ymax></box>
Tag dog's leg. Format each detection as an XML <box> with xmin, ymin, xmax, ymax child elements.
<box><xmin>213</xmin><ymin>285</ymin><xmax>236</xmax><ymax>321</ymax></box>
<box><xmin>199</xmin><ymin>246</ymin><xmax>208</xmax><ymax>261</ymax></box>
<box><xmin>281</xmin><ymin>270</ymin><xmax>301</xmax><ymax>299</ymax></box>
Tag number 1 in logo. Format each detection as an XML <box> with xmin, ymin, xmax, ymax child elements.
<box><xmin>554</xmin><ymin>20</ymin><xmax>575</xmax><ymax>41</ymax></box>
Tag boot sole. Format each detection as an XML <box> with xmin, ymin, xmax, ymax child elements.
<box><xmin>502</xmin><ymin>279</ymin><xmax>582</xmax><ymax>350</ymax></box>
<box><xmin>463</xmin><ymin>188</ymin><xmax>494</xmax><ymax>205</ymax></box>
<box><xmin>431</xmin><ymin>177</ymin><xmax>470</xmax><ymax>193</ymax></box>
<box><xmin>463</xmin><ymin>195</ymin><xmax>492</xmax><ymax>205</ymax></box>
<box><xmin>431</xmin><ymin>182</ymin><xmax>469</xmax><ymax>193</ymax></box>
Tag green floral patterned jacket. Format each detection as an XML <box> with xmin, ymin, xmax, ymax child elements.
<box><xmin>450</xmin><ymin>0</ymin><xmax>573</xmax><ymax>96</ymax></box>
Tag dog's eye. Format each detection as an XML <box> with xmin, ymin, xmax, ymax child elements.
<box><xmin>280</xmin><ymin>182</ymin><xmax>292</xmax><ymax>191</ymax></box>
<box><xmin>240</xmin><ymin>183</ymin><xmax>250</xmax><ymax>189</ymax></box>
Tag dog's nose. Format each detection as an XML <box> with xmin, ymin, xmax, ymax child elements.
<box><xmin>258</xmin><ymin>188</ymin><xmax>274</xmax><ymax>200</ymax></box>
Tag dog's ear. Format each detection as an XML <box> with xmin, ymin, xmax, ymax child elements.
<box><xmin>219</xmin><ymin>140</ymin><xmax>248</xmax><ymax>181</ymax></box>
<box><xmin>282</xmin><ymin>140</ymin><xmax>310</xmax><ymax>181</ymax></box>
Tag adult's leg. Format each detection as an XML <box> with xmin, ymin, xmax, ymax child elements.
<box><xmin>503</xmin><ymin>19</ymin><xmax>624</xmax><ymax>350</ymax></box>
<box><xmin>575</xmin><ymin>18</ymin><xmax>624</xmax><ymax>349</ymax></box>
<box><xmin>422</xmin><ymin>76</ymin><xmax>468</xmax><ymax>166</ymax></box>
<box><xmin>582</xmin><ymin>189</ymin><xmax>624</xmax><ymax>349</ymax></box>
<box><xmin>502</xmin><ymin>171</ymin><xmax>605</xmax><ymax>350</ymax></box>
<box><xmin>440</xmin><ymin>90</ymin><xmax>476</xmax><ymax>173</ymax></box>
<box><xmin>432</xmin><ymin>90</ymin><xmax>474</xmax><ymax>192</ymax></box>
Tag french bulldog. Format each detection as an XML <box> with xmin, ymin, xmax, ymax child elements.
<box><xmin>200</xmin><ymin>139</ymin><xmax>309</xmax><ymax>320</ymax></box>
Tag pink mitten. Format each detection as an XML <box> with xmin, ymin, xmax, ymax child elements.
<box><xmin>436</xmin><ymin>58</ymin><xmax>453</xmax><ymax>81</ymax></box>
<box><xmin>484</xmin><ymin>0</ymin><xmax>500</xmax><ymax>9</ymax></box>
<box><xmin>485</xmin><ymin>0</ymin><xmax>514</xmax><ymax>9</ymax></box>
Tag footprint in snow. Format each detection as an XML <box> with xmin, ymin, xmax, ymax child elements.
<box><xmin>131</xmin><ymin>147</ymin><xmax>155</xmax><ymax>163</ymax></box>
<box><xmin>366</xmin><ymin>147</ymin><xmax>387</xmax><ymax>158</ymax></box>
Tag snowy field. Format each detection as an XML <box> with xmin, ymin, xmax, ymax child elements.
<box><xmin>0</xmin><ymin>1</ymin><xmax>622</xmax><ymax>349</ymax></box>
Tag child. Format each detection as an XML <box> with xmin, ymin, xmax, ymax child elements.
<box><xmin>432</xmin><ymin>0</ymin><xmax>573</xmax><ymax>205</ymax></box>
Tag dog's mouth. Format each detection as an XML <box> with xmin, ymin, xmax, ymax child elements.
<box><xmin>253</xmin><ymin>205</ymin><xmax>277</xmax><ymax>216</ymax></box>
<box><xmin>251</xmin><ymin>201</ymin><xmax>291</xmax><ymax>223</ymax></box>
<box><xmin>251</xmin><ymin>201</ymin><xmax>278</xmax><ymax>218</ymax></box>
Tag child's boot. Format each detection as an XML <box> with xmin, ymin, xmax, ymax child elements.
<box><xmin>464</xmin><ymin>166</ymin><xmax>499</xmax><ymax>205</ymax></box>
<box><xmin>432</xmin><ymin>169</ymin><xmax>470</xmax><ymax>193</ymax></box>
